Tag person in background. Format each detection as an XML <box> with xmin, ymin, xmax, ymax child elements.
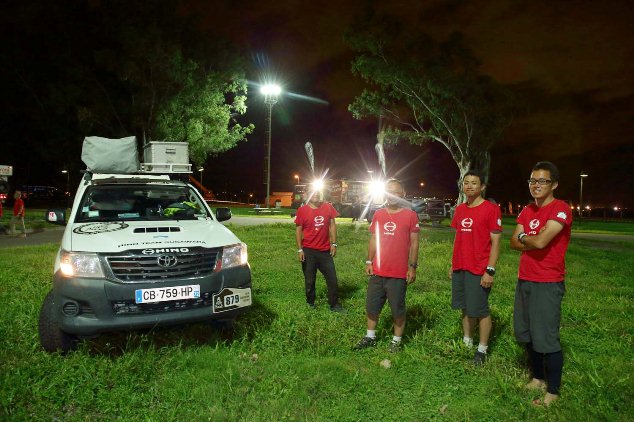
<box><xmin>354</xmin><ymin>179</ymin><xmax>420</xmax><ymax>353</ymax></box>
<box><xmin>0</xmin><ymin>198</ymin><xmax>6</xmax><ymax>234</ymax></box>
<box><xmin>10</xmin><ymin>190</ymin><xmax>26</xmax><ymax>237</ymax></box>
<box><xmin>510</xmin><ymin>161</ymin><xmax>572</xmax><ymax>407</ymax></box>
<box><xmin>449</xmin><ymin>170</ymin><xmax>502</xmax><ymax>365</ymax></box>
<box><xmin>294</xmin><ymin>185</ymin><xmax>344</xmax><ymax>312</ymax></box>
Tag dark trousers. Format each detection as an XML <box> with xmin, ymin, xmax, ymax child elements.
<box><xmin>301</xmin><ymin>247</ymin><xmax>339</xmax><ymax>307</ymax></box>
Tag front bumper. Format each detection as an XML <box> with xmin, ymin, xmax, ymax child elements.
<box><xmin>51</xmin><ymin>265</ymin><xmax>252</xmax><ymax>337</ymax></box>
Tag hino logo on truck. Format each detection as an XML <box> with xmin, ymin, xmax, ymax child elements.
<box><xmin>142</xmin><ymin>248</ymin><xmax>190</xmax><ymax>255</ymax></box>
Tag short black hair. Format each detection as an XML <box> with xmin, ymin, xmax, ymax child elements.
<box><xmin>532</xmin><ymin>161</ymin><xmax>560</xmax><ymax>182</ymax></box>
<box><xmin>463</xmin><ymin>169</ymin><xmax>486</xmax><ymax>185</ymax></box>
<box><xmin>385</xmin><ymin>178</ymin><xmax>404</xmax><ymax>189</ymax></box>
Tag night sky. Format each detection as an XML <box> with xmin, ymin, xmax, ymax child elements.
<box><xmin>2</xmin><ymin>0</ymin><xmax>633</xmax><ymax>208</ymax></box>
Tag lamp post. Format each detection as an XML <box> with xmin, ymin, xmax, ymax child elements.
<box><xmin>294</xmin><ymin>174</ymin><xmax>299</xmax><ymax>185</ymax></box>
<box><xmin>198</xmin><ymin>167</ymin><xmax>204</xmax><ymax>187</ymax></box>
<box><xmin>261</xmin><ymin>83</ymin><xmax>281</xmax><ymax>208</ymax></box>
<box><xmin>420</xmin><ymin>181</ymin><xmax>425</xmax><ymax>195</ymax></box>
<box><xmin>61</xmin><ymin>170</ymin><xmax>70</xmax><ymax>211</ymax></box>
<box><xmin>579</xmin><ymin>173</ymin><xmax>588</xmax><ymax>217</ymax></box>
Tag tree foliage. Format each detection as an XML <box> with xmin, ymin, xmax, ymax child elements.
<box><xmin>80</xmin><ymin>2</ymin><xmax>254</xmax><ymax>165</ymax></box>
<box><xmin>346</xmin><ymin>13</ymin><xmax>516</xmax><ymax>198</ymax></box>
<box><xmin>1</xmin><ymin>0</ymin><xmax>253</xmax><ymax>171</ymax></box>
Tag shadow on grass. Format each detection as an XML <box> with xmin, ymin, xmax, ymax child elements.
<box><xmin>337</xmin><ymin>281</ymin><xmax>363</xmax><ymax>301</ymax></box>
<box><xmin>407</xmin><ymin>303</ymin><xmax>438</xmax><ymax>333</ymax></box>
<box><xmin>80</xmin><ymin>300</ymin><xmax>276</xmax><ymax>357</ymax></box>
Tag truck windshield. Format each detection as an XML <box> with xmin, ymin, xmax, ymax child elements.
<box><xmin>75</xmin><ymin>185</ymin><xmax>210</xmax><ymax>222</ymax></box>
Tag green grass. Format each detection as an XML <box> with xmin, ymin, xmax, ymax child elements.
<box><xmin>501</xmin><ymin>216</ymin><xmax>634</xmax><ymax>235</ymax></box>
<box><xmin>1</xmin><ymin>225</ymin><xmax>633</xmax><ymax>420</ymax></box>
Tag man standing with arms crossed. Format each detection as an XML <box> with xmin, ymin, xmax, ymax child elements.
<box><xmin>354</xmin><ymin>179</ymin><xmax>420</xmax><ymax>353</ymax></box>
<box><xmin>295</xmin><ymin>185</ymin><xmax>344</xmax><ymax>312</ymax></box>
<box><xmin>510</xmin><ymin>161</ymin><xmax>572</xmax><ymax>407</ymax></box>
<box><xmin>450</xmin><ymin>170</ymin><xmax>502</xmax><ymax>365</ymax></box>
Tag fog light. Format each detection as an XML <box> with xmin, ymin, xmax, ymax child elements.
<box><xmin>62</xmin><ymin>301</ymin><xmax>80</xmax><ymax>316</ymax></box>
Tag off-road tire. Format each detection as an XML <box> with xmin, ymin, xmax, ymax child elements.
<box><xmin>38</xmin><ymin>290</ymin><xmax>78</xmax><ymax>354</ymax></box>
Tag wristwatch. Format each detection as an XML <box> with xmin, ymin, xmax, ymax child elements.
<box><xmin>365</xmin><ymin>260</ymin><xmax>373</xmax><ymax>265</ymax></box>
<box><xmin>331</xmin><ymin>243</ymin><xmax>338</xmax><ymax>247</ymax></box>
<box><xmin>409</xmin><ymin>263</ymin><xmax>418</xmax><ymax>269</ymax></box>
<box><xmin>485</xmin><ymin>266</ymin><xmax>496</xmax><ymax>276</ymax></box>
<box><xmin>517</xmin><ymin>232</ymin><xmax>527</xmax><ymax>244</ymax></box>
<box><xmin>297</xmin><ymin>249</ymin><xmax>303</xmax><ymax>253</ymax></box>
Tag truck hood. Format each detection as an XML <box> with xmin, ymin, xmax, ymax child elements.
<box><xmin>65</xmin><ymin>219</ymin><xmax>239</xmax><ymax>253</ymax></box>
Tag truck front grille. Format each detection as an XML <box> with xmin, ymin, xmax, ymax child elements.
<box><xmin>104</xmin><ymin>247</ymin><xmax>220</xmax><ymax>283</ymax></box>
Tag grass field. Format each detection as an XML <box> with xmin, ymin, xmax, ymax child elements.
<box><xmin>0</xmin><ymin>223</ymin><xmax>633</xmax><ymax>421</ymax></box>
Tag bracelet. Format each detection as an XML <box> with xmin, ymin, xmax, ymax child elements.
<box><xmin>297</xmin><ymin>249</ymin><xmax>303</xmax><ymax>253</ymax></box>
<box><xmin>331</xmin><ymin>243</ymin><xmax>338</xmax><ymax>247</ymax></box>
<box><xmin>365</xmin><ymin>260</ymin><xmax>373</xmax><ymax>265</ymax></box>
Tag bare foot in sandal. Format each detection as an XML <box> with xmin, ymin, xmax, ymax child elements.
<box><xmin>525</xmin><ymin>378</ymin><xmax>547</xmax><ymax>391</ymax></box>
<box><xmin>532</xmin><ymin>393</ymin><xmax>559</xmax><ymax>407</ymax></box>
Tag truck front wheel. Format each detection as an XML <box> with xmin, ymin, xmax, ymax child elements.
<box><xmin>38</xmin><ymin>290</ymin><xmax>78</xmax><ymax>354</ymax></box>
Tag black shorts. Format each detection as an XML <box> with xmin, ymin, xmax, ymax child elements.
<box><xmin>451</xmin><ymin>270</ymin><xmax>490</xmax><ymax>318</ymax></box>
<box><xmin>366</xmin><ymin>276</ymin><xmax>407</xmax><ymax>318</ymax></box>
<box><xmin>513</xmin><ymin>279</ymin><xmax>565</xmax><ymax>353</ymax></box>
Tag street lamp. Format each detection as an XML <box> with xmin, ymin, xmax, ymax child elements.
<box><xmin>61</xmin><ymin>170</ymin><xmax>70</xmax><ymax>211</ymax></box>
<box><xmin>420</xmin><ymin>181</ymin><xmax>425</xmax><ymax>195</ymax></box>
<box><xmin>261</xmin><ymin>83</ymin><xmax>281</xmax><ymax>208</ymax></box>
<box><xmin>579</xmin><ymin>173</ymin><xmax>588</xmax><ymax>217</ymax></box>
<box><xmin>294</xmin><ymin>174</ymin><xmax>299</xmax><ymax>185</ymax></box>
<box><xmin>198</xmin><ymin>167</ymin><xmax>204</xmax><ymax>187</ymax></box>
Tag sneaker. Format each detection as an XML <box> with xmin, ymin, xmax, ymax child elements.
<box><xmin>388</xmin><ymin>340</ymin><xmax>402</xmax><ymax>353</ymax></box>
<box><xmin>473</xmin><ymin>351</ymin><xmax>487</xmax><ymax>366</ymax></box>
<box><xmin>307</xmin><ymin>303</ymin><xmax>316</xmax><ymax>309</ymax></box>
<box><xmin>354</xmin><ymin>336</ymin><xmax>377</xmax><ymax>350</ymax></box>
<box><xmin>330</xmin><ymin>304</ymin><xmax>345</xmax><ymax>313</ymax></box>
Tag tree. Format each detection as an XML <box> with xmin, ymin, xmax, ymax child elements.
<box><xmin>347</xmin><ymin>13</ymin><xmax>516</xmax><ymax>202</ymax></box>
<box><xmin>1</xmin><ymin>0</ymin><xmax>254</xmax><ymax>173</ymax></box>
<box><xmin>155</xmin><ymin>69</ymin><xmax>253</xmax><ymax>165</ymax></box>
<box><xmin>82</xmin><ymin>3</ymin><xmax>254</xmax><ymax>165</ymax></box>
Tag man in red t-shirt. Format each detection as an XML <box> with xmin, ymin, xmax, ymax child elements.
<box><xmin>510</xmin><ymin>161</ymin><xmax>572</xmax><ymax>407</ymax></box>
<box><xmin>450</xmin><ymin>170</ymin><xmax>502</xmax><ymax>365</ymax></box>
<box><xmin>295</xmin><ymin>186</ymin><xmax>343</xmax><ymax>311</ymax></box>
<box><xmin>354</xmin><ymin>179</ymin><xmax>420</xmax><ymax>353</ymax></box>
<box><xmin>10</xmin><ymin>190</ymin><xmax>26</xmax><ymax>237</ymax></box>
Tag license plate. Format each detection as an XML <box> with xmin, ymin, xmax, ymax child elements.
<box><xmin>135</xmin><ymin>284</ymin><xmax>200</xmax><ymax>304</ymax></box>
<box><xmin>213</xmin><ymin>287</ymin><xmax>252</xmax><ymax>313</ymax></box>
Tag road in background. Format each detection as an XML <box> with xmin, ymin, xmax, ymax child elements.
<box><xmin>0</xmin><ymin>217</ymin><xmax>631</xmax><ymax>248</ymax></box>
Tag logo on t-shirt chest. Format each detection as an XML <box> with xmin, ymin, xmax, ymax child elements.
<box><xmin>528</xmin><ymin>218</ymin><xmax>540</xmax><ymax>234</ymax></box>
<box><xmin>460</xmin><ymin>217</ymin><xmax>473</xmax><ymax>232</ymax></box>
<box><xmin>383</xmin><ymin>221</ymin><xmax>396</xmax><ymax>235</ymax></box>
<box><xmin>314</xmin><ymin>215</ymin><xmax>325</xmax><ymax>229</ymax></box>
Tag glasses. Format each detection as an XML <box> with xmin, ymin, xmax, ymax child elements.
<box><xmin>527</xmin><ymin>178</ymin><xmax>553</xmax><ymax>186</ymax></box>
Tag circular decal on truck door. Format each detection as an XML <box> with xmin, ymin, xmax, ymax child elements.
<box><xmin>73</xmin><ymin>222</ymin><xmax>130</xmax><ymax>235</ymax></box>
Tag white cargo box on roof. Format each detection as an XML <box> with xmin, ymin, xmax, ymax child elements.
<box><xmin>141</xmin><ymin>141</ymin><xmax>191</xmax><ymax>173</ymax></box>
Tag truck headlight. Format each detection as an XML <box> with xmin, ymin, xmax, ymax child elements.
<box><xmin>220</xmin><ymin>243</ymin><xmax>248</xmax><ymax>270</ymax></box>
<box><xmin>59</xmin><ymin>251</ymin><xmax>105</xmax><ymax>278</ymax></box>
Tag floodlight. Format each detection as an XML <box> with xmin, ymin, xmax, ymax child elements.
<box><xmin>369</xmin><ymin>180</ymin><xmax>385</xmax><ymax>198</ymax></box>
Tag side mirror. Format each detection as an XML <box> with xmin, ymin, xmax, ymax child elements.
<box><xmin>45</xmin><ymin>209</ymin><xmax>66</xmax><ymax>226</ymax></box>
<box><xmin>215</xmin><ymin>207</ymin><xmax>231</xmax><ymax>222</ymax></box>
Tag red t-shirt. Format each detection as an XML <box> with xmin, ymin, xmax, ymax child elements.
<box><xmin>14</xmin><ymin>198</ymin><xmax>25</xmax><ymax>217</ymax></box>
<box><xmin>517</xmin><ymin>199</ymin><xmax>572</xmax><ymax>282</ymax></box>
<box><xmin>451</xmin><ymin>200</ymin><xmax>502</xmax><ymax>275</ymax></box>
<box><xmin>369</xmin><ymin>208</ymin><xmax>420</xmax><ymax>279</ymax></box>
<box><xmin>295</xmin><ymin>202</ymin><xmax>339</xmax><ymax>251</ymax></box>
